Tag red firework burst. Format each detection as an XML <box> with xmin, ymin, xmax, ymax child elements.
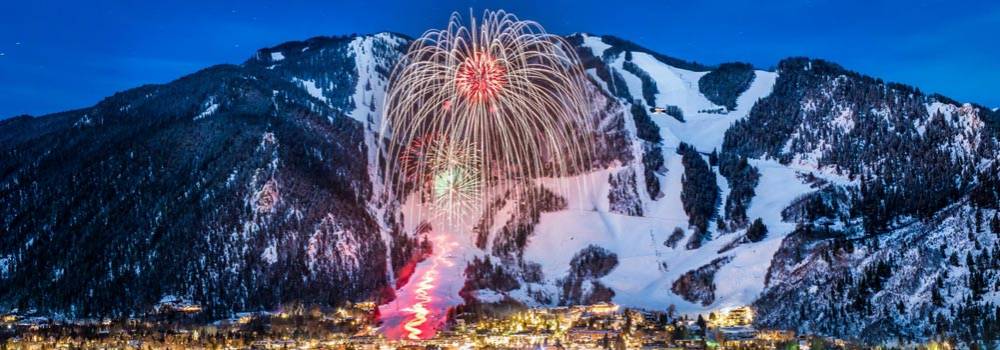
<box><xmin>399</xmin><ymin>134</ymin><xmax>440</xmax><ymax>183</ymax></box>
<box><xmin>455</xmin><ymin>51</ymin><xmax>507</xmax><ymax>102</ymax></box>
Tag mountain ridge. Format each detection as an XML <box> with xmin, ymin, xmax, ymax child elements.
<box><xmin>2</xmin><ymin>32</ymin><xmax>998</xmax><ymax>343</ymax></box>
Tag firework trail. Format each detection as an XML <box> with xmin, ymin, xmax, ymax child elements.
<box><xmin>379</xmin><ymin>9</ymin><xmax>597</xmax><ymax>225</ymax></box>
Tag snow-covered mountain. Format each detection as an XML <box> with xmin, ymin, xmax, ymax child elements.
<box><xmin>452</xmin><ymin>33</ymin><xmax>794</xmax><ymax>313</ymax></box>
<box><xmin>2</xmin><ymin>32</ymin><xmax>998</xmax><ymax>343</ymax></box>
<box><xmin>0</xmin><ymin>33</ymin><xmax>417</xmax><ymax>319</ymax></box>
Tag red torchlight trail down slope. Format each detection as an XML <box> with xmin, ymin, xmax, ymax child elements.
<box><xmin>401</xmin><ymin>252</ymin><xmax>443</xmax><ymax>339</ymax></box>
<box><xmin>378</xmin><ymin>234</ymin><xmax>460</xmax><ymax>340</ymax></box>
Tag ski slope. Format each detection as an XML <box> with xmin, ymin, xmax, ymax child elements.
<box><xmin>513</xmin><ymin>35</ymin><xmax>816</xmax><ymax>314</ymax></box>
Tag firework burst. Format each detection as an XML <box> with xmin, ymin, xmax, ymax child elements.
<box><xmin>380</xmin><ymin>9</ymin><xmax>595</xmax><ymax>224</ymax></box>
<box><xmin>427</xmin><ymin>141</ymin><xmax>483</xmax><ymax>223</ymax></box>
<box><xmin>399</xmin><ymin>134</ymin><xmax>444</xmax><ymax>183</ymax></box>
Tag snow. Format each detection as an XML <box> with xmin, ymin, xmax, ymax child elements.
<box><xmin>157</xmin><ymin>294</ymin><xmax>195</xmax><ymax>306</ymax></box>
<box><xmin>515</xmin><ymin>40</ymin><xmax>808</xmax><ymax>314</ymax></box>
<box><xmin>0</xmin><ymin>255</ymin><xmax>10</xmax><ymax>278</ymax></box>
<box><xmin>711</xmin><ymin>159</ymin><xmax>814</xmax><ymax>308</ymax></box>
<box><xmin>346</xmin><ymin>33</ymin><xmax>407</xmax><ymax>284</ymax></box>
<box><xmin>606</xmin><ymin>48</ymin><xmax>777</xmax><ymax>152</ymax></box>
<box><xmin>74</xmin><ymin>114</ymin><xmax>92</xmax><ymax>127</ymax></box>
<box><xmin>347</xmin><ymin>34</ymin><xmax>404</xmax><ymax>124</ymax></box>
<box><xmin>516</xmin><ymin>156</ymin><xmax>814</xmax><ymax>314</ymax></box>
<box><xmin>631</xmin><ymin>53</ymin><xmax>776</xmax><ymax>152</ymax></box>
<box><xmin>270</xmin><ymin>51</ymin><xmax>285</xmax><ymax>61</ymax></box>
<box><xmin>581</xmin><ymin>34</ymin><xmax>611</xmax><ymax>57</ymax></box>
<box><xmin>304</xmin><ymin>216</ymin><xmax>361</xmax><ymax>273</ymax></box>
<box><xmin>525</xmin><ymin>179</ymin><xmax>688</xmax><ymax>306</ymax></box>
<box><xmin>665</xmin><ymin>69</ymin><xmax>776</xmax><ymax>152</ymax></box>
<box><xmin>158</xmin><ymin>295</ymin><xmax>180</xmax><ymax>304</ymax></box>
<box><xmin>194</xmin><ymin>98</ymin><xmax>219</xmax><ymax>120</ymax></box>
<box><xmin>831</xmin><ymin>107</ymin><xmax>855</xmax><ymax>132</ymax></box>
<box><xmin>586</xmin><ymin>68</ymin><xmax>609</xmax><ymax>93</ymax></box>
<box><xmin>628</xmin><ymin>53</ymin><xmax>695</xmax><ymax>108</ymax></box>
<box><xmin>472</xmin><ymin>289</ymin><xmax>505</xmax><ymax>303</ymax></box>
<box><xmin>261</xmin><ymin>245</ymin><xmax>277</xmax><ymax>264</ymax></box>
<box><xmin>925</xmin><ymin>102</ymin><xmax>985</xmax><ymax>158</ymax></box>
<box><xmin>291</xmin><ymin>78</ymin><xmax>327</xmax><ymax>104</ymax></box>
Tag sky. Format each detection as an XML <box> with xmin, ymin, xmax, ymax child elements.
<box><xmin>1</xmin><ymin>0</ymin><xmax>998</xmax><ymax>118</ymax></box>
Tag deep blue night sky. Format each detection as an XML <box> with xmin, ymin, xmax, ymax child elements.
<box><xmin>1</xmin><ymin>0</ymin><xmax>997</xmax><ymax>117</ymax></box>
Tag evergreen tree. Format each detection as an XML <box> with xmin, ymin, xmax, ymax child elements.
<box><xmin>746</xmin><ymin>218</ymin><xmax>768</xmax><ymax>242</ymax></box>
<box><xmin>698</xmin><ymin>62</ymin><xmax>755</xmax><ymax>111</ymax></box>
<box><xmin>622</xmin><ymin>61</ymin><xmax>659</xmax><ymax>106</ymax></box>
<box><xmin>677</xmin><ymin>143</ymin><xmax>720</xmax><ymax>248</ymax></box>
<box><xmin>696</xmin><ymin>314</ymin><xmax>707</xmax><ymax>337</ymax></box>
<box><xmin>630</xmin><ymin>103</ymin><xmax>665</xmax><ymax>199</ymax></box>
<box><xmin>991</xmin><ymin>214</ymin><xmax>1000</xmax><ymax>235</ymax></box>
<box><xmin>718</xmin><ymin>152</ymin><xmax>759</xmax><ymax>230</ymax></box>
<box><xmin>932</xmin><ymin>285</ymin><xmax>944</xmax><ymax>307</ymax></box>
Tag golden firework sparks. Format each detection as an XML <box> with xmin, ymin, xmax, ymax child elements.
<box><xmin>380</xmin><ymin>9</ymin><xmax>595</xmax><ymax>226</ymax></box>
